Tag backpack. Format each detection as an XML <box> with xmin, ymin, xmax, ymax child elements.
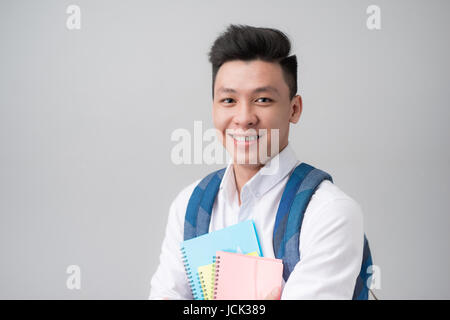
<box><xmin>183</xmin><ymin>162</ymin><xmax>374</xmax><ymax>300</ymax></box>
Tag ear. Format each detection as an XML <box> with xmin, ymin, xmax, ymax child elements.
<box><xmin>289</xmin><ymin>95</ymin><xmax>302</xmax><ymax>124</ymax></box>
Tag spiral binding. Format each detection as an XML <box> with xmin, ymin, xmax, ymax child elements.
<box><xmin>212</xmin><ymin>254</ymin><xmax>221</xmax><ymax>300</ymax></box>
<box><xmin>180</xmin><ymin>246</ymin><xmax>203</xmax><ymax>300</ymax></box>
<box><xmin>198</xmin><ymin>269</ymin><xmax>207</xmax><ymax>299</ymax></box>
<box><xmin>198</xmin><ymin>255</ymin><xmax>217</xmax><ymax>300</ymax></box>
<box><xmin>211</xmin><ymin>255</ymin><xmax>217</xmax><ymax>298</ymax></box>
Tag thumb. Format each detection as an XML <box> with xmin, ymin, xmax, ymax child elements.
<box><xmin>264</xmin><ymin>287</ymin><xmax>281</xmax><ymax>300</ymax></box>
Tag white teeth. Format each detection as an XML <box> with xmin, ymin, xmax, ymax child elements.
<box><xmin>232</xmin><ymin>135</ymin><xmax>259</xmax><ymax>142</ymax></box>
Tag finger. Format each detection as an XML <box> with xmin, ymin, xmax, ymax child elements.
<box><xmin>264</xmin><ymin>287</ymin><xmax>281</xmax><ymax>300</ymax></box>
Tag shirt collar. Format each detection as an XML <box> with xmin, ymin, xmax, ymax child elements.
<box><xmin>219</xmin><ymin>143</ymin><xmax>299</xmax><ymax>201</ymax></box>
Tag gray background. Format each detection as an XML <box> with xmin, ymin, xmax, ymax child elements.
<box><xmin>1</xmin><ymin>0</ymin><xmax>449</xmax><ymax>299</ymax></box>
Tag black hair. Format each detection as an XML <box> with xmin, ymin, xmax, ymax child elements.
<box><xmin>208</xmin><ymin>24</ymin><xmax>297</xmax><ymax>100</ymax></box>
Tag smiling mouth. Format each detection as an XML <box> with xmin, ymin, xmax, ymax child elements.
<box><xmin>229</xmin><ymin>134</ymin><xmax>261</xmax><ymax>142</ymax></box>
<box><xmin>226</xmin><ymin>133</ymin><xmax>264</xmax><ymax>147</ymax></box>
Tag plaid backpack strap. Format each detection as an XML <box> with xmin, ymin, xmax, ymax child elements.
<box><xmin>273</xmin><ymin>162</ymin><xmax>333</xmax><ymax>281</ymax></box>
<box><xmin>184</xmin><ymin>168</ymin><xmax>226</xmax><ymax>241</ymax></box>
<box><xmin>273</xmin><ymin>162</ymin><xmax>375</xmax><ymax>300</ymax></box>
<box><xmin>353</xmin><ymin>235</ymin><xmax>374</xmax><ymax>300</ymax></box>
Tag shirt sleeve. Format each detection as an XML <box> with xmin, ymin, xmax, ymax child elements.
<box><xmin>148</xmin><ymin>181</ymin><xmax>199</xmax><ymax>300</ymax></box>
<box><xmin>281</xmin><ymin>198</ymin><xmax>365</xmax><ymax>300</ymax></box>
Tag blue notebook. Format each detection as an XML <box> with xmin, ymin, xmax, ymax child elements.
<box><xmin>180</xmin><ymin>220</ymin><xmax>262</xmax><ymax>300</ymax></box>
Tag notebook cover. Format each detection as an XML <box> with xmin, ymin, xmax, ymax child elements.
<box><xmin>180</xmin><ymin>220</ymin><xmax>262</xmax><ymax>300</ymax></box>
<box><xmin>213</xmin><ymin>251</ymin><xmax>283</xmax><ymax>300</ymax></box>
<box><xmin>197</xmin><ymin>251</ymin><xmax>259</xmax><ymax>300</ymax></box>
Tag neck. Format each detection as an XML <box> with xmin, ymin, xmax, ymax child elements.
<box><xmin>233</xmin><ymin>164</ymin><xmax>262</xmax><ymax>192</ymax></box>
<box><xmin>232</xmin><ymin>163</ymin><xmax>262</xmax><ymax>206</ymax></box>
<box><xmin>232</xmin><ymin>143</ymin><xmax>289</xmax><ymax>205</ymax></box>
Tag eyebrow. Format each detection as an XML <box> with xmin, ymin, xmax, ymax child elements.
<box><xmin>217</xmin><ymin>86</ymin><xmax>280</xmax><ymax>97</ymax></box>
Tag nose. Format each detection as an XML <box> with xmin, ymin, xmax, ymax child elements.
<box><xmin>233</xmin><ymin>101</ymin><xmax>258</xmax><ymax>128</ymax></box>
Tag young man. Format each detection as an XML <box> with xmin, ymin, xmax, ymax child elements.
<box><xmin>149</xmin><ymin>24</ymin><xmax>364</xmax><ymax>299</ymax></box>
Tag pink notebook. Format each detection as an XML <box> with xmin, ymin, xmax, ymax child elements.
<box><xmin>213</xmin><ymin>251</ymin><xmax>283</xmax><ymax>300</ymax></box>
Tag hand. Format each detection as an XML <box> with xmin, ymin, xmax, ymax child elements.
<box><xmin>264</xmin><ymin>287</ymin><xmax>281</xmax><ymax>300</ymax></box>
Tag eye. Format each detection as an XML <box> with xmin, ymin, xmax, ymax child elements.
<box><xmin>256</xmin><ymin>97</ymin><xmax>273</xmax><ymax>103</ymax></box>
<box><xmin>221</xmin><ymin>98</ymin><xmax>235</xmax><ymax>104</ymax></box>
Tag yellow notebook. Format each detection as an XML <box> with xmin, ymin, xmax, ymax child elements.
<box><xmin>198</xmin><ymin>263</ymin><xmax>216</xmax><ymax>300</ymax></box>
<box><xmin>197</xmin><ymin>251</ymin><xmax>259</xmax><ymax>300</ymax></box>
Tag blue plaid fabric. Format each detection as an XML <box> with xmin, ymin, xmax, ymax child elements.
<box><xmin>184</xmin><ymin>168</ymin><xmax>226</xmax><ymax>240</ymax></box>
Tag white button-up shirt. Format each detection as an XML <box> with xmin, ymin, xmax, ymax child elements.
<box><xmin>149</xmin><ymin>143</ymin><xmax>364</xmax><ymax>299</ymax></box>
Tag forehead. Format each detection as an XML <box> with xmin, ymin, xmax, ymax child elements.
<box><xmin>214</xmin><ymin>59</ymin><xmax>288</xmax><ymax>96</ymax></box>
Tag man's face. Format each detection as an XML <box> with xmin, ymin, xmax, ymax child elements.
<box><xmin>212</xmin><ymin>59</ymin><xmax>302</xmax><ymax>167</ymax></box>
